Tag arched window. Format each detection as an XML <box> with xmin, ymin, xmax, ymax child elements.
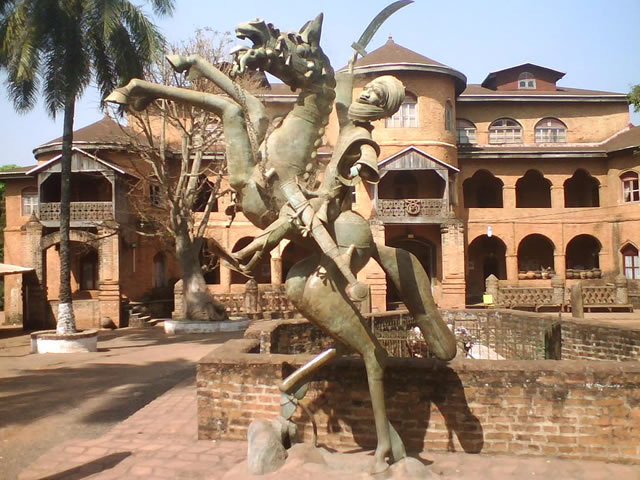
<box><xmin>445</xmin><ymin>101</ymin><xmax>454</xmax><ymax>131</ymax></box>
<box><xmin>518</xmin><ymin>72</ymin><xmax>536</xmax><ymax>89</ymax></box>
<box><xmin>385</xmin><ymin>92</ymin><xmax>417</xmax><ymax>128</ymax></box>
<box><xmin>621</xmin><ymin>171</ymin><xmax>639</xmax><ymax>203</ymax></box>
<box><xmin>456</xmin><ymin>119</ymin><xmax>476</xmax><ymax>144</ymax></box>
<box><xmin>152</xmin><ymin>252</ymin><xmax>167</xmax><ymax>288</ymax></box>
<box><xmin>622</xmin><ymin>244</ymin><xmax>640</xmax><ymax>280</ymax></box>
<box><xmin>489</xmin><ymin>118</ymin><xmax>522</xmax><ymax>144</ymax></box>
<box><xmin>535</xmin><ymin>118</ymin><xmax>567</xmax><ymax>143</ymax></box>
<box><xmin>21</xmin><ymin>187</ymin><xmax>38</xmax><ymax>216</ymax></box>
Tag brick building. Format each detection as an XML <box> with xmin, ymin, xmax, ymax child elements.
<box><xmin>2</xmin><ymin>37</ymin><xmax>639</xmax><ymax>326</ymax></box>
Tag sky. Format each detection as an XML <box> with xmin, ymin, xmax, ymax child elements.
<box><xmin>1</xmin><ymin>0</ymin><xmax>639</xmax><ymax>166</ymax></box>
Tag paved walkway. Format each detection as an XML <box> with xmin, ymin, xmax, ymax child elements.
<box><xmin>3</xmin><ymin>318</ymin><xmax>640</xmax><ymax>480</ymax></box>
<box><xmin>17</xmin><ymin>377</ymin><xmax>640</xmax><ymax>480</ymax></box>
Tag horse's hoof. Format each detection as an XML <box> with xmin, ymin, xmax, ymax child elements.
<box><xmin>166</xmin><ymin>54</ymin><xmax>189</xmax><ymax>72</ymax></box>
<box><xmin>105</xmin><ymin>88</ymin><xmax>129</xmax><ymax>105</ymax></box>
<box><xmin>368</xmin><ymin>458</ymin><xmax>390</xmax><ymax>476</ymax></box>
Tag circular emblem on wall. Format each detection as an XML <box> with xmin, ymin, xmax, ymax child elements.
<box><xmin>405</xmin><ymin>199</ymin><xmax>421</xmax><ymax>215</ymax></box>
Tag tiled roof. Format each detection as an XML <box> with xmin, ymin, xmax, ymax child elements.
<box><xmin>352</xmin><ymin>37</ymin><xmax>446</xmax><ymax>68</ymax></box>
<box><xmin>461</xmin><ymin>84</ymin><xmax>626</xmax><ymax>97</ymax></box>
<box><xmin>604</xmin><ymin>125</ymin><xmax>640</xmax><ymax>152</ymax></box>
<box><xmin>481</xmin><ymin>63</ymin><xmax>565</xmax><ymax>88</ymax></box>
<box><xmin>41</xmin><ymin>116</ymin><xmax>133</xmax><ymax>147</ymax></box>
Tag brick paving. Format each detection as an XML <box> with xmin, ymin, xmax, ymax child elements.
<box><xmin>17</xmin><ymin>376</ymin><xmax>640</xmax><ymax>480</ymax></box>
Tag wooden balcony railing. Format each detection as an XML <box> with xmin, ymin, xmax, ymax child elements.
<box><xmin>39</xmin><ymin>202</ymin><xmax>113</xmax><ymax>222</ymax></box>
<box><xmin>377</xmin><ymin>198</ymin><xmax>448</xmax><ymax>220</ymax></box>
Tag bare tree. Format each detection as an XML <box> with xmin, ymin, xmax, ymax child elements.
<box><xmin>113</xmin><ymin>29</ymin><xmax>264</xmax><ymax>322</ymax></box>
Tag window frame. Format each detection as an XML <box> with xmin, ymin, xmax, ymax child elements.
<box><xmin>385</xmin><ymin>94</ymin><xmax>418</xmax><ymax>128</ymax></box>
<box><xmin>21</xmin><ymin>188</ymin><xmax>38</xmax><ymax>216</ymax></box>
<box><xmin>621</xmin><ymin>171</ymin><xmax>640</xmax><ymax>203</ymax></box>
<box><xmin>149</xmin><ymin>184</ymin><xmax>163</xmax><ymax>208</ymax></box>
<box><xmin>489</xmin><ymin>118</ymin><xmax>523</xmax><ymax>144</ymax></box>
<box><xmin>622</xmin><ymin>244</ymin><xmax>640</xmax><ymax>280</ymax></box>
<box><xmin>445</xmin><ymin>101</ymin><xmax>454</xmax><ymax>132</ymax></box>
<box><xmin>456</xmin><ymin>119</ymin><xmax>477</xmax><ymax>144</ymax></box>
<box><xmin>535</xmin><ymin>118</ymin><xmax>567</xmax><ymax>143</ymax></box>
<box><xmin>518</xmin><ymin>72</ymin><xmax>536</xmax><ymax>90</ymax></box>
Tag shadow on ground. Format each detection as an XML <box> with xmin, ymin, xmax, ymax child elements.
<box><xmin>38</xmin><ymin>452</ymin><xmax>131</xmax><ymax>480</ymax></box>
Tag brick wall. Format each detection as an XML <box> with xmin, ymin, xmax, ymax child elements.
<box><xmin>561</xmin><ymin>318</ymin><xmax>640</xmax><ymax>361</ymax></box>
<box><xmin>198</xmin><ymin>339</ymin><xmax>640</xmax><ymax>463</ymax></box>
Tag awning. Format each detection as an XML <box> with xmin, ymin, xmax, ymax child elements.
<box><xmin>0</xmin><ymin>264</ymin><xmax>35</xmax><ymax>276</ymax></box>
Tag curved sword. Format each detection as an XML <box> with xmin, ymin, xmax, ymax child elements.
<box><xmin>351</xmin><ymin>0</ymin><xmax>414</xmax><ymax>58</ymax></box>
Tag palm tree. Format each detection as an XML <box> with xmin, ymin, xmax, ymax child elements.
<box><xmin>0</xmin><ymin>0</ymin><xmax>174</xmax><ymax>334</ymax></box>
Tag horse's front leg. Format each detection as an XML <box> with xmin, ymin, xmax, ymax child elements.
<box><xmin>166</xmin><ymin>54</ymin><xmax>268</xmax><ymax>143</ymax></box>
<box><xmin>285</xmin><ymin>256</ymin><xmax>403</xmax><ymax>473</ymax></box>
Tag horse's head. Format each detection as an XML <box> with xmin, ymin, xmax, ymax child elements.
<box><xmin>232</xmin><ymin>14</ymin><xmax>334</xmax><ymax>91</ymax></box>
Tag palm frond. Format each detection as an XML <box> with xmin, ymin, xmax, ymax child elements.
<box><xmin>148</xmin><ymin>0</ymin><xmax>174</xmax><ymax>16</ymax></box>
<box><xmin>118</xmin><ymin>1</ymin><xmax>166</xmax><ymax>64</ymax></box>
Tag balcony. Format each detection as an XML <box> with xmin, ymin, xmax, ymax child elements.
<box><xmin>39</xmin><ymin>202</ymin><xmax>114</xmax><ymax>225</ymax></box>
<box><xmin>376</xmin><ymin>198</ymin><xmax>449</xmax><ymax>223</ymax></box>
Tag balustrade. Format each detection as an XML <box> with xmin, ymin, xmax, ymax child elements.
<box><xmin>39</xmin><ymin>202</ymin><xmax>113</xmax><ymax>222</ymax></box>
<box><xmin>377</xmin><ymin>198</ymin><xmax>448</xmax><ymax>219</ymax></box>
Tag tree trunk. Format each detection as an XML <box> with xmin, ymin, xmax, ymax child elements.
<box><xmin>56</xmin><ymin>96</ymin><xmax>76</xmax><ymax>334</ymax></box>
<box><xmin>175</xmin><ymin>223</ymin><xmax>227</xmax><ymax>321</ymax></box>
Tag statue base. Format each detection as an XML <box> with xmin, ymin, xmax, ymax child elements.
<box><xmin>224</xmin><ymin>443</ymin><xmax>435</xmax><ymax>479</ymax></box>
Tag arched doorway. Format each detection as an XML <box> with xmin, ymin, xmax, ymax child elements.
<box><xmin>466</xmin><ymin>235</ymin><xmax>507</xmax><ymax>303</ymax></box>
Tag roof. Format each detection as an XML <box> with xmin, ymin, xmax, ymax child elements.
<box><xmin>339</xmin><ymin>37</ymin><xmax>467</xmax><ymax>96</ymax></box>
<box><xmin>379</xmin><ymin>146</ymin><xmax>459</xmax><ymax>172</ymax></box>
<box><xmin>604</xmin><ymin>125</ymin><xmax>640</xmax><ymax>153</ymax></box>
<box><xmin>0</xmin><ymin>263</ymin><xmax>34</xmax><ymax>276</ymax></box>
<box><xmin>26</xmin><ymin>147</ymin><xmax>135</xmax><ymax>177</ymax></box>
<box><xmin>39</xmin><ymin>116</ymin><xmax>133</xmax><ymax>148</ymax></box>
<box><xmin>0</xmin><ymin>166</ymin><xmax>36</xmax><ymax>179</ymax></box>
<box><xmin>461</xmin><ymin>84</ymin><xmax>626</xmax><ymax>97</ymax></box>
<box><xmin>459</xmin><ymin>84</ymin><xmax>627</xmax><ymax>104</ymax></box>
<box><xmin>353</xmin><ymin>37</ymin><xmax>446</xmax><ymax>68</ymax></box>
<box><xmin>481</xmin><ymin>63</ymin><xmax>565</xmax><ymax>88</ymax></box>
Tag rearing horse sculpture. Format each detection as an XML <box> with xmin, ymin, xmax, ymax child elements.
<box><xmin>107</xmin><ymin>10</ymin><xmax>456</xmax><ymax>474</ymax></box>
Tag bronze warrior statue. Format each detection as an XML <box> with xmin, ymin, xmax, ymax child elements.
<box><xmin>107</xmin><ymin>6</ymin><xmax>456</xmax><ymax>473</ymax></box>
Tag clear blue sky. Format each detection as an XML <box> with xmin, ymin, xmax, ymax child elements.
<box><xmin>1</xmin><ymin>0</ymin><xmax>639</xmax><ymax>166</ymax></box>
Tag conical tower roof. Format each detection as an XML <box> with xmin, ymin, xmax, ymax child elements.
<box><xmin>342</xmin><ymin>37</ymin><xmax>466</xmax><ymax>95</ymax></box>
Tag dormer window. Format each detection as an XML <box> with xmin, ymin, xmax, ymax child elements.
<box><xmin>518</xmin><ymin>72</ymin><xmax>536</xmax><ymax>89</ymax></box>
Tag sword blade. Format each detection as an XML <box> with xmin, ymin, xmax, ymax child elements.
<box><xmin>354</xmin><ymin>0</ymin><xmax>413</xmax><ymax>53</ymax></box>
